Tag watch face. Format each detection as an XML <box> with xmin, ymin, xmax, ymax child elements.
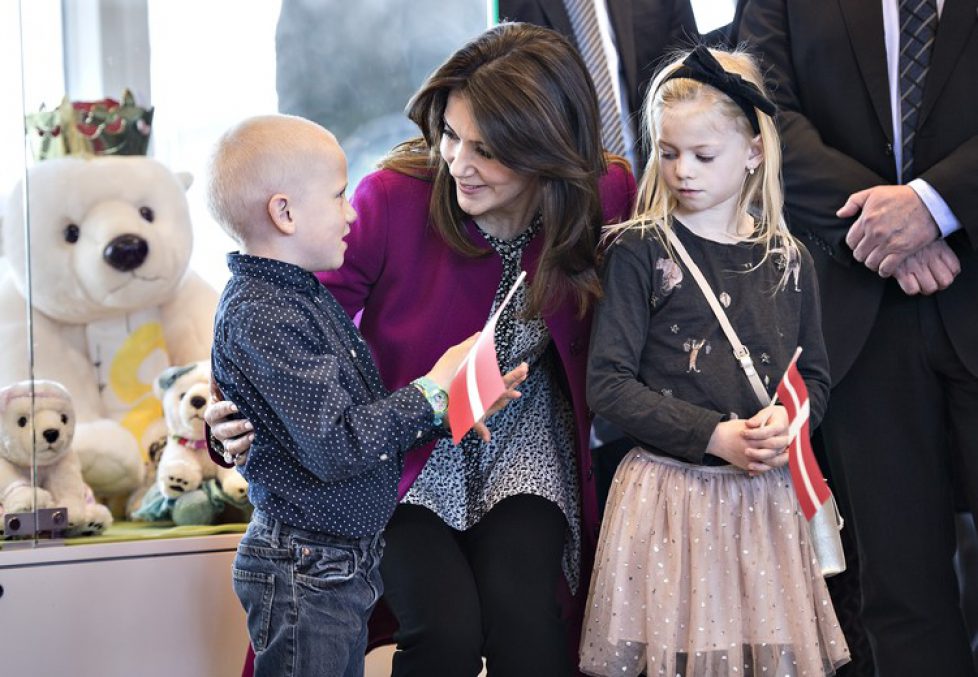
<box><xmin>432</xmin><ymin>391</ymin><xmax>449</xmax><ymax>414</ymax></box>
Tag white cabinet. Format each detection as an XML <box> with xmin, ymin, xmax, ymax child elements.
<box><xmin>0</xmin><ymin>534</ymin><xmax>249</xmax><ymax>677</ymax></box>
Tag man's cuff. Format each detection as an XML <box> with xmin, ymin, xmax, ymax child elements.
<box><xmin>909</xmin><ymin>179</ymin><xmax>961</xmax><ymax>237</ymax></box>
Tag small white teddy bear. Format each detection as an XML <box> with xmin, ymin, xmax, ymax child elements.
<box><xmin>154</xmin><ymin>362</ymin><xmax>248</xmax><ymax>505</ymax></box>
<box><xmin>0</xmin><ymin>380</ymin><xmax>113</xmax><ymax>536</ymax></box>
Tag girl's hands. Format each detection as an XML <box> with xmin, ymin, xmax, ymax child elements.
<box><xmin>706</xmin><ymin>419</ymin><xmax>766</xmax><ymax>473</ymax></box>
<box><xmin>706</xmin><ymin>405</ymin><xmax>790</xmax><ymax>476</ymax></box>
<box><xmin>741</xmin><ymin>405</ymin><xmax>790</xmax><ymax>470</ymax></box>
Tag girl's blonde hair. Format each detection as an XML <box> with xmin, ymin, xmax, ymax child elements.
<box><xmin>610</xmin><ymin>47</ymin><xmax>797</xmax><ymax>287</ymax></box>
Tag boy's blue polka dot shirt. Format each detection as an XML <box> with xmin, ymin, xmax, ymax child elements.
<box><xmin>212</xmin><ymin>253</ymin><xmax>438</xmax><ymax>537</ymax></box>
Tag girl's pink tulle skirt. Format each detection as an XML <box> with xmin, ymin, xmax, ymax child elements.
<box><xmin>580</xmin><ymin>449</ymin><xmax>850</xmax><ymax>676</ymax></box>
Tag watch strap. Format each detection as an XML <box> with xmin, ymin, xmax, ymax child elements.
<box><xmin>411</xmin><ymin>376</ymin><xmax>448</xmax><ymax>425</ymax></box>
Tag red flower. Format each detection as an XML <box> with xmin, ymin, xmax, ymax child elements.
<box><xmin>72</xmin><ymin>98</ymin><xmax>120</xmax><ymax>113</ymax></box>
<box><xmin>76</xmin><ymin>122</ymin><xmax>100</xmax><ymax>138</ymax></box>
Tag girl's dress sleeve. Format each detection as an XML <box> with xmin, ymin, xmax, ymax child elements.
<box><xmin>795</xmin><ymin>243</ymin><xmax>832</xmax><ymax>428</ymax></box>
<box><xmin>587</xmin><ymin>234</ymin><xmax>726</xmax><ymax>464</ymax></box>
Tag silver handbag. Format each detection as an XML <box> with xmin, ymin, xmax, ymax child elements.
<box><xmin>807</xmin><ymin>493</ymin><xmax>846</xmax><ymax>576</ymax></box>
<box><xmin>665</xmin><ymin>228</ymin><xmax>846</xmax><ymax>577</ymax></box>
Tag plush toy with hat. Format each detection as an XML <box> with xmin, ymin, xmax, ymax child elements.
<box><xmin>0</xmin><ymin>380</ymin><xmax>113</xmax><ymax>536</ymax></box>
<box><xmin>0</xmin><ymin>92</ymin><xmax>217</xmax><ymax>507</ymax></box>
<box><xmin>134</xmin><ymin>361</ymin><xmax>250</xmax><ymax>526</ymax></box>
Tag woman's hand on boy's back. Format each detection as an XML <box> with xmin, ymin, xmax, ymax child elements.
<box><xmin>205</xmin><ymin>400</ymin><xmax>254</xmax><ymax>466</ymax></box>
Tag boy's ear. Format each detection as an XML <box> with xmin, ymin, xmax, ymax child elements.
<box><xmin>267</xmin><ymin>193</ymin><xmax>296</xmax><ymax>235</ymax></box>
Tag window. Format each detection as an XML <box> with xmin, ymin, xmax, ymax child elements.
<box><xmin>147</xmin><ymin>0</ymin><xmax>487</xmax><ymax>289</ymax></box>
<box><xmin>0</xmin><ymin>1</ymin><xmax>65</xmax><ymax>204</ymax></box>
<box><xmin>147</xmin><ymin>0</ymin><xmax>283</xmax><ymax>290</ymax></box>
<box><xmin>691</xmin><ymin>0</ymin><xmax>736</xmax><ymax>35</ymax></box>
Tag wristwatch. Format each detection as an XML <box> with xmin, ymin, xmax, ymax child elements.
<box><xmin>411</xmin><ymin>377</ymin><xmax>449</xmax><ymax>425</ymax></box>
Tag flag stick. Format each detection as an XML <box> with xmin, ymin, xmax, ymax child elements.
<box><xmin>489</xmin><ymin>270</ymin><xmax>526</xmax><ymax>326</ymax></box>
<box><xmin>769</xmin><ymin>346</ymin><xmax>803</xmax><ymax>406</ymax></box>
<box><xmin>452</xmin><ymin>270</ymin><xmax>527</xmax><ymax>378</ymax></box>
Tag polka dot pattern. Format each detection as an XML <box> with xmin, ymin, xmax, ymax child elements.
<box><xmin>212</xmin><ymin>253</ymin><xmax>434</xmax><ymax>537</ymax></box>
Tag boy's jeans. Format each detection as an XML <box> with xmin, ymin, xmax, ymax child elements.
<box><xmin>232</xmin><ymin>510</ymin><xmax>384</xmax><ymax>677</ymax></box>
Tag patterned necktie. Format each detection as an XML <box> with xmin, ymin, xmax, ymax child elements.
<box><xmin>564</xmin><ymin>0</ymin><xmax>626</xmax><ymax>156</ymax></box>
<box><xmin>898</xmin><ymin>0</ymin><xmax>938</xmax><ymax>181</ymax></box>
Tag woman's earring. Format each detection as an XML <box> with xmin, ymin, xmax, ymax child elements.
<box><xmin>748</xmin><ymin>166</ymin><xmax>756</xmax><ymax>176</ymax></box>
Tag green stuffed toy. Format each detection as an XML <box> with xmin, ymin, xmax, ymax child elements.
<box><xmin>134</xmin><ymin>362</ymin><xmax>250</xmax><ymax>526</ymax></box>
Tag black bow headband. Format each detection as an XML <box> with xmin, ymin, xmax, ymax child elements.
<box><xmin>660</xmin><ymin>46</ymin><xmax>776</xmax><ymax>134</ymax></box>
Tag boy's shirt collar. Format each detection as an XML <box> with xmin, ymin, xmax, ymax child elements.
<box><xmin>226</xmin><ymin>252</ymin><xmax>321</xmax><ymax>293</ymax></box>
<box><xmin>225</xmin><ymin>251</ymin><xmax>385</xmax><ymax>400</ymax></box>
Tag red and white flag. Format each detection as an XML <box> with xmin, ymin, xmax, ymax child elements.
<box><xmin>448</xmin><ymin>271</ymin><xmax>526</xmax><ymax>444</ymax></box>
<box><xmin>776</xmin><ymin>347</ymin><xmax>832</xmax><ymax>521</ymax></box>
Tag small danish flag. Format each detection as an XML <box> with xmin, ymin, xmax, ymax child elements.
<box><xmin>447</xmin><ymin>271</ymin><xmax>526</xmax><ymax>444</ymax></box>
<box><xmin>776</xmin><ymin>347</ymin><xmax>832</xmax><ymax>520</ymax></box>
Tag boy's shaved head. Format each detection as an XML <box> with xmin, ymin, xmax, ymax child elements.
<box><xmin>206</xmin><ymin>114</ymin><xmax>340</xmax><ymax>243</ymax></box>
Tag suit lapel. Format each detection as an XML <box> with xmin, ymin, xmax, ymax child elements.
<box><xmin>919</xmin><ymin>0</ymin><xmax>978</xmax><ymax>125</ymax></box>
<box><xmin>540</xmin><ymin>0</ymin><xmax>575</xmax><ymax>43</ymax></box>
<box><xmin>839</xmin><ymin>0</ymin><xmax>893</xmax><ymax>143</ymax></box>
<box><xmin>607</xmin><ymin>0</ymin><xmax>638</xmax><ymax>107</ymax></box>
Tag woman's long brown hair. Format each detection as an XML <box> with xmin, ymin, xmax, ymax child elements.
<box><xmin>382</xmin><ymin>22</ymin><xmax>609</xmax><ymax>318</ymax></box>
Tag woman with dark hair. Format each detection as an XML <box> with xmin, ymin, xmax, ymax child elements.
<box><xmin>210</xmin><ymin>22</ymin><xmax>635</xmax><ymax>676</ymax></box>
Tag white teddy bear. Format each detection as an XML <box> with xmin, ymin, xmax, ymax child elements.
<box><xmin>144</xmin><ymin>362</ymin><xmax>247</xmax><ymax>522</ymax></box>
<box><xmin>0</xmin><ymin>156</ymin><xmax>218</xmax><ymax>501</ymax></box>
<box><xmin>0</xmin><ymin>380</ymin><xmax>113</xmax><ymax>536</ymax></box>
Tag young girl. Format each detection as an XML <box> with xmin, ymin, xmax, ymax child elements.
<box><xmin>580</xmin><ymin>46</ymin><xmax>851</xmax><ymax>676</ymax></box>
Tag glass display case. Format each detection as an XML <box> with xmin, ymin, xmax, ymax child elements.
<box><xmin>0</xmin><ymin>1</ymin><xmax>488</xmax><ymax>674</ymax></box>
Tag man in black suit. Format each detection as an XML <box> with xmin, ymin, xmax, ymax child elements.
<box><xmin>740</xmin><ymin>2</ymin><xmax>978</xmax><ymax>675</ymax></box>
<box><xmin>498</xmin><ymin>0</ymin><xmax>698</xmax><ymax>171</ymax></box>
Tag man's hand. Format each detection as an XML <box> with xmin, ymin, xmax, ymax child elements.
<box><xmin>839</xmin><ymin>184</ymin><xmax>939</xmax><ymax>276</ymax></box>
<box><xmin>892</xmin><ymin>239</ymin><xmax>961</xmax><ymax>296</ymax></box>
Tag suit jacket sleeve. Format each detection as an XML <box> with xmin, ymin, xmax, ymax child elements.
<box><xmin>738</xmin><ymin>0</ymin><xmax>890</xmax><ymax>265</ymax></box>
<box><xmin>497</xmin><ymin>0</ymin><xmax>550</xmax><ymax>25</ymax></box>
<box><xmin>666</xmin><ymin>0</ymin><xmax>698</xmax><ymax>47</ymax></box>
<box><xmin>919</xmin><ymin>140</ymin><xmax>978</xmax><ymax>249</ymax></box>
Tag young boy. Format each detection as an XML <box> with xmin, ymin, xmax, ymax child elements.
<box><xmin>205</xmin><ymin>114</ymin><xmax>495</xmax><ymax>677</ymax></box>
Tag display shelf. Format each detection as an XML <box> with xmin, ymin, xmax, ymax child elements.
<box><xmin>0</xmin><ymin>528</ymin><xmax>249</xmax><ymax>677</ymax></box>
<box><xmin>0</xmin><ymin>520</ymin><xmax>248</xmax><ymax>559</ymax></box>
